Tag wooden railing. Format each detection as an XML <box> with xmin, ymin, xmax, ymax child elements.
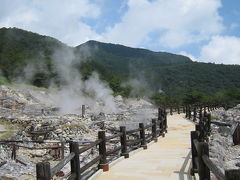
<box><xmin>191</xmin><ymin>129</ymin><xmax>240</xmax><ymax>180</ymax></box>
<box><xmin>187</xmin><ymin>108</ymin><xmax>240</xmax><ymax>180</ymax></box>
<box><xmin>35</xmin><ymin>108</ymin><xmax>168</xmax><ymax>179</ymax></box>
<box><xmin>0</xmin><ymin>140</ymin><xmax>65</xmax><ymax>163</ymax></box>
<box><xmin>166</xmin><ymin>104</ymin><xmax>218</xmax><ymax>118</ymax></box>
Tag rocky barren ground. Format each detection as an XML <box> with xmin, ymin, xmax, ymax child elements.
<box><xmin>0</xmin><ymin>84</ymin><xmax>240</xmax><ymax>179</ymax></box>
<box><xmin>209</xmin><ymin>105</ymin><xmax>240</xmax><ymax>174</ymax></box>
<box><xmin>0</xmin><ymin>85</ymin><xmax>157</xmax><ymax>179</ymax></box>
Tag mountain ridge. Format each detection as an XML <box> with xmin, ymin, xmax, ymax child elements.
<box><xmin>0</xmin><ymin>27</ymin><xmax>240</xmax><ymax>100</ymax></box>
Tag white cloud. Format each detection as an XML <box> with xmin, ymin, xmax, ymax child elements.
<box><xmin>102</xmin><ymin>0</ymin><xmax>223</xmax><ymax>48</ymax></box>
<box><xmin>0</xmin><ymin>0</ymin><xmax>226</xmax><ymax>51</ymax></box>
<box><xmin>179</xmin><ymin>51</ymin><xmax>198</xmax><ymax>61</ymax></box>
<box><xmin>200</xmin><ymin>36</ymin><xmax>240</xmax><ymax>64</ymax></box>
<box><xmin>0</xmin><ymin>0</ymin><xmax>101</xmax><ymax>46</ymax></box>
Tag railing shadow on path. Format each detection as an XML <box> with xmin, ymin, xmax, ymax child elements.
<box><xmin>174</xmin><ymin>150</ymin><xmax>196</xmax><ymax>180</ymax></box>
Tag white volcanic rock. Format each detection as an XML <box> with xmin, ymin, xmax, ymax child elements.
<box><xmin>209</xmin><ymin>105</ymin><xmax>240</xmax><ymax>172</ymax></box>
<box><xmin>0</xmin><ymin>85</ymin><xmax>159</xmax><ymax>179</ymax></box>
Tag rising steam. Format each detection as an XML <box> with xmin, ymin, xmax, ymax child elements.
<box><xmin>48</xmin><ymin>46</ymin><xmax>118</xmax><ymax>114</ymax></box>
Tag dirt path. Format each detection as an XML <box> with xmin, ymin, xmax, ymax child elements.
<box><xmin>0</xmin><ymin>124</ymin><xmax>8</xmax><ymax>139</ymax></box>
<box><xmin>94</xmin><ymin>114</ymin><xmax>195</xmax><ymax>180</ymax></box>
<box><xmin>0</xmin><ymin>124</ymin><xmax>7</xmax><ymax>131</ymax></box>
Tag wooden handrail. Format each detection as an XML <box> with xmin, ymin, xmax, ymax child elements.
<box><xmin>126</xmin><ymin>138</ymin><xmax>142</xmax><ymax>146</ymax></box>
<box><xmin>202</xmin><ymin>155</ymin><xmax>224</xmax><ymax>180</ymax></box>
<box><xmin>0</xmin><ymin>143</ymin><xmax>60</xmax><ymax>149</ymax></box>
<box><xmin>51</xmin><ymin>152</ymin><xmax>75</xmax><ymax>178</ymax></box>
<box><xmin>79</xmin><ymin>155</ymin><xmax>102</xmax><ymax>174</ymax></box>
<box><xmin>190</xmin><ymin>124</ymin><xmax>240</xmax><ymax>180</ymax></box>
<box><xmin>67</xmin><ymin>173</ymin><xmax>76</xmax><ymax>180</ymax></box>
<box><xmin>145</xmin><ymin>134</ymin><xmax>152</xmax><ymax>140</ymax></box>
<box><xmin>106</xmin><ymin>146</ymin><xmax>122</xmax><ymax>156</ymax></box>
<box><xmin>79</xmin><ymin>139</ymin><xmax>102</xmax><ymax>154</ymax></box>
<box><xmin>126</xmin><ymin>128</ymin><xmax>141</xmax><ymax>134</ymax></box>
<box><xmin>193</xmin><ymin>139</ymin><xmax>199</xmax><ymax>152</ymax></box>
<box><xmin>144</xmin><ymin>124</ymin><xmax>152</xmax><ymax>129</ymax></box>
<box><xmin>106</xmin><ymin>133</ymin><xmax>123</xmax><ymax>141</ymax></box>
<box><xmin>0</xmin><ymin>140</ymin><xmax>66</xmax><ymax>143</ymax></box>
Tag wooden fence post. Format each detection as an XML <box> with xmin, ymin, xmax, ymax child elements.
<box><xmin>199</xmin><ymin>106</ymin><xmax>202</xmax><ymax>121</ymax></box>
<box><xmin>158</xmin><ymin>108</ymin><xmax>162</xmax><ymax>120</ymax></box>
<box><xmin>120</xmin><ymin>126</ymin><xmax>129</xmax><ymax>158</ymax></box>
<box><xmin>189</xmin><ymin>106</ymin><xmax>192</xmax><ymax>119</ymax></box>
<box><xmin>165</xmin><ymin>109</ymin><xmax>167</xmax><ymax>127</ymax></box>
<box><xmin>98</xmin><ymin>131</ymin><xmax>109</xmax><ymax>171</ymax></box>
<box><xmin>61</xmin><ymin>142</ymin><xmax>64</xmax><ymax>159</ymax></box>
<box><xmin>36</xmin><ymin>161</ymin><xmax>51</xmax><ymax>180</ymax></box>
<box><xmin>185</xmin><ymin>106</ymin><xmax>188</xmax><ymax>118</ymax></box>
<box><xmin>190</xmin><ymin>131</ymin><xmax>198</xmax><ymax>175</ymax></box>
<box><xmin>225</xmin><ymin>169</ymin><xmax>240</xmax><ymax>180</ymax></box>
<box><xmin>158</xmin><ymin>113</ymin><xmax>163</xmax><ymax>136</ymax></box>
<box><xmin>139</xmin><ymin>123</ymin><xmax>147</xmax><ymax>149</ymax></box>
<box><xmin>204</xmin><ymin>106</ymin><xmax>207</xmax><ymax>116</ymax></box>
<box><xmin>170</xmin><ymin>106</ymin><xmax>173</xmax><ymax>115</ymax></box>
<box><xmin>11</xmin><ymin>144</ymin><xmax>16</xmax><ymax>160</ymax></box>
<box><xmin>152</xmin><ymin>119</ymin><xmax>157</xmax><ymax>142</ymax></box>
<box><xmin>193</xmin><ymin>106</ymin><xmax>197</xmax><ymax>122</ymax></box>
<box><xmin>198</xmin><ymin>120</ymin><xmax>205</xmax><ymax>142</ymax></box>
<box><xmin>70</xmin><ymin>142</ymin><xmax>80</xmax><ymax>179</ymax></box>
<box><xmin>195</xmin><ymin>124</ymin><xmax>200</xmax><ymax>135</ymax></box>
<box><xmin>163</xmin><ymin>109</ymin><xmax>167</xmax><ymax>133</ymax></box>
<box><xmin>82</xmin><ymin>105</ymin><xmax>85</xmax><ymax>118</ymax></box>
<box><xmin>197</xmin><ymin>142</ymin><xmax>210</xmax><ymax>180</ymax></box>
<box><xmin>206</xmin><ymin>113</ymin><xmax>211</xmax><ymax>136</ymax></box>
<box><xmin>232</xmin><ymin>123</ymin><xmax>240</xmax><ymax>145</ymax></box>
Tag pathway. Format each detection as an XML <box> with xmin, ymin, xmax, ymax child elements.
<box><xmin>95</xmin><ymin>114</ymin><xmax>195</xmax><ymax>180</ymax></box>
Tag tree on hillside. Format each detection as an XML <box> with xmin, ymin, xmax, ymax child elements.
<box><xmin>183</xmin><ymin>90</ymin><xmax>204</xmax><ymax>105</ymax></box>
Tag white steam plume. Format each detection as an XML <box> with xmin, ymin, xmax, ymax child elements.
<box><xmin>48</xmin><ymin>46</ymin><xmax>117</xmax><ymax>114</ymax></box>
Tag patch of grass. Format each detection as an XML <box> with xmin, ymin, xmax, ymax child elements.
<box><xmin>0</xmin><ymin>131</ymin><xmax>14</xmax><ymax>140</ymax></box>
<box><xmin>28</xmin><ymin>85</ymin><xmax>48</xmax><ymax>91</ymax></box>
<box><xmin>0</xmin><ymin>121</ymin><xmax>16</xmax><ymax>130</ymax></box>
<box><xmin>211</xmin><ymin>115</ymin><xmax>218</xmax><ymax>120</ymax></box>
<box><xmin>0</xmin><ymin>77</ymin><xmax>10</xmax><ymax>85</ymax></box>
<box><xmin>0</xmin><ymin>121</ymin><xmax>20</xmax><ymax>140</ymax></box>
<box><xmin>60</xmin><ymin>122</ymin><xmax>90</xmax><ymax>133</ymax></box>
<box><xmin>12</xmin><ymin>83</ymin><xmax>48</xmax><ymax>91</ymax></box>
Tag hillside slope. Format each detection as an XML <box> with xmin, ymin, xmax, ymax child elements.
<box><xmin>0</xmin><ymin>27</ymin><xmax>240</xmax><ymax>97</ymax></box>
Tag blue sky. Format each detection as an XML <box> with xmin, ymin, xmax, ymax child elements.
<box><xmin>0</xmin><ymin>0</ymin><xmax>240</xmax><ymax>64</ymax></box>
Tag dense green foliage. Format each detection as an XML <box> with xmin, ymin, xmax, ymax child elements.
<box><xmin>0</xmin><ymin>77</ymin><xmax>10</xmax><ymax>85</ymax></box>
<box><xmin>77</xmin><ymin>41</ymin><xmax>240</xmax><ymax>97</ymax></box>
<box><xmin>152</xmin><ymin>88</ymin><xmax>240</xmax><ymax>109</ymax></box>
<box><xmin>0</xmin><ymin>27</ymin><xmax>240</xmax><ymax>107</ymax></box>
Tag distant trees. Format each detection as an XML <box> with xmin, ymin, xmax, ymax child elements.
<box><xmin>0</xmin><ymin>77</ymin><xmax>9</xmax><ymax>85</ymax></box>
<box><xmin>221</xmin><ymin>88</ymin><xmax>240</xmax><ymax>108</ymax></box>
<box><xmin>151</xmin><ymin>88</ymin><xmax>240</xmax><ymax>109</ymax></box>
<box><xmin>1</xmin><ymin>27</ymin><xmax>240</xmax><ymax>108</ymax></box>
<box><xmin>151</xmin><ymin>92</ymin><xmax>180</xmax><ymax>107</ymax></box>
<box><xmin>182</xmin><ymin>90</ymin><xmax>204</xmax><ymax>105</ymax></box>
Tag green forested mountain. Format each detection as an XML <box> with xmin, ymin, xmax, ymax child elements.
<box><xmin>0</xmin><ymin>27</ymin><xmax>63</xmax><ymax>83</ymax></box>
<box><xmin>0</xmin><ymin>27</ymin><xmax>240</xmax><ymax>105</ymax></box>
<box><xmin>77</xmin><ymin>40</ymin><xmax>240</xmax><ymax>97</ymax></box>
